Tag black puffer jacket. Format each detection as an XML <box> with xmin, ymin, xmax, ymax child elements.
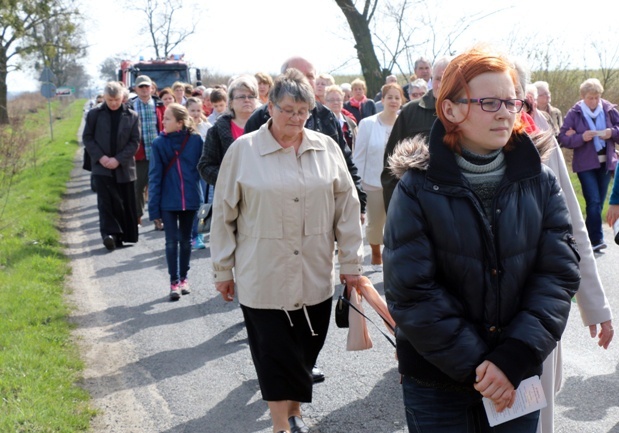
<box><xmin>383</xmin><ymin>120</ymin><xmax>580</xmax><ymax>391</ymax></box>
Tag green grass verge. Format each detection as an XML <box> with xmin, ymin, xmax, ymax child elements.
<box><xmin>0</xmin><ymin>99</ymin><xmax>95</xmax><ymax>432</ymax></box>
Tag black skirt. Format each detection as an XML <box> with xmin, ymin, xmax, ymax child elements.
<box><xmin>241</xmin><ymin>297</ymin><xmax>332</xmax><ymax>402</ymax></box>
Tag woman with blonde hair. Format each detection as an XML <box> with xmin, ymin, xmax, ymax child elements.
<box><xmin>148</xmin><ymin>103</ymin><xmax>204</xmax><ymax>300</ymax></box>
<box><xmin>344</xmin><ymin>78</ymin><xmax>377</xmax><ymax>122</ymax></box>
<box><xmin>315</xmin><ymin>73</ymin><xmax>335</xmax><ymax>104</ymax></box>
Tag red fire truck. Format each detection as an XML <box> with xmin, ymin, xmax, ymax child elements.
<box><xmin>117</xmin><ymin>55</ymin><xmax>201</xmax><ymax>90</ymax></box>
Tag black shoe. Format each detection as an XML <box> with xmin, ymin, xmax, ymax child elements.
<box><xmin>289</xmin><ymin>416</ymin><xmax>309</xmax><ymax>433</ymax></box>
<box><xmin>311</xmin><ymin>366</ymin><xmax>325</xmax><ymax>383</ymax></box>
<box><xmin>103</xmin><ymin>235</ymin><xmax>116</xmax><ymax>251</ymax></box>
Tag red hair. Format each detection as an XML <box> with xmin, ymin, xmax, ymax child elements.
<box><xmin>436</xmin><ymin>47</ymin><xmax>525</xmax><ymax>153</ymax></box>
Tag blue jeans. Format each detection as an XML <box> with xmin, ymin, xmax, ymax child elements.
<box><xmin>402</xmin><ymin>376</ymin><xmax>539</xmax><ymax>433</ymax></box>
<box><xmin>161</xmin><ymin>210</ymin><xmax>196</xmax><ymax>283</ymax></box>
<box><xmin>577</xmin><ymin>167</ymin><xmax>611</xmax><ymax>245</ymax></box>
<box><xmin>192</xmin><ymin>181</ymin><xmax>212</xmax><ymax>239</ymax></box>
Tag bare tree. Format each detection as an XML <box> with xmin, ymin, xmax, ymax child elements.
<box><xmin>334</xmin><ymin>0</ymin><xmax>385</xmax><ymax>96</ymax></box>
<box><xmin>592</xmin><ymin>40</ymin><xmax>619</xmax><ymax>92</ymax></box>
<box><xmin>334</xmin><ymin>0</ymin><xmax>512</xmax><ymax>95</ymax></box>
<box><xmin>132</xmin><ymin>0</ymin><xmax>198</xmax><ymax>59</ymax></box>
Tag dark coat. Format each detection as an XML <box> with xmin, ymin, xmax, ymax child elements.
<box><xmin>380</xmin><ymin>89</ymin><xmax>438</xmax><ymax>210</ymax></box>
<box><xmin>383</xmin><ymin>120</ymin><xmax>580</xmax><ymax>391</ymax></box>
<box><xmin>243</xmin><ymin>102</ymin><xmax>367</xmax><ymax>213</ymax></box>
<box><xmin>82</xmin><ymin>103</ymin><xmax>140</xmax><ymax>183</ymax></box>
<box><xmin>148</xmin><ymin>130</ymin><xmax>204</xmax><ymax>220</ymax></box>
<box><xmin>344</xmin><ymin>98</ymin><xmax>377</xmax><ymax>122</ymax></box>
<box><xmin>197</xmin><ymin>113</ymin><xmax>235</xmax><ymax>186</ymax></box>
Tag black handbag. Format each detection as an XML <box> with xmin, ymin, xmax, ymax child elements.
<box><xmin>335</xmin><ymin>285</ymin><xmax>350</xmax><ymax>328</ymax></box>
<box><xmin>196</xmin><ymin>202</ymin><xmax>212</xmax><ymax>234</ymax></box>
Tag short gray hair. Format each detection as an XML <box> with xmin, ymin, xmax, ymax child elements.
<box><xmin>533</xmin><ymin>81</ymin><xmax>550</xmax><ymax>95</ymax></box>
<box><xmin>227</xmin><ymin>74</ymin><xmax>259</xmax><ymax>117</ymax></box>
<box><xmin>580</xmin><ymin>78</ymin><xmax>603</xmax><ymax>97</ymax></box>
<box><xmin>104</xmin><ymin>81</ymin><xmax>124</xmax><ymax>98</ymax></box>
<box><xmin>409</xmin><ymin>78</ymin><xmax>428</xmax><ymax>93</ymax></box>
<box><xmin>432</xmin><ymin>56</ymin><xmax>452</xmax><ymax>76</ymax></box>
<box><xmin>414</xmin><ymin>57</ymin><xmax>431</xmax><ymax>70</ymax></box>
<box><xmin>270</xmin><ymin>68</ymin><xmax>316</xmax><ymax>110</ymax></box>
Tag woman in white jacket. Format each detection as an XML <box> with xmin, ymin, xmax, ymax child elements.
<box><xmin>353</xmin><ymin>83</ymin><xmax>404</xmax><ymax>270</ymax></box>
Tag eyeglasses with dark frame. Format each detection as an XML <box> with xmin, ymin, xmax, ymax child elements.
<box><xmin>455</xmin><ymin>98</ymin><xmax>525</xmax><ymax>113</ymax></box>
<box><xmin>274</xmin><ymin>103</ymin><xmax>310</xmax><ymax>120</ymax></box>
<box><xmin>232</xmin><ymin>95</ymin><xmax>257</xmax><ymax>101</ymax></box>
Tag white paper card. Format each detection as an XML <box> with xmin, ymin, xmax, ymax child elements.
<box><xmin>482</xmin><ymin>375</ymin><xmax>547</xmax><ymax>427</ymax></box>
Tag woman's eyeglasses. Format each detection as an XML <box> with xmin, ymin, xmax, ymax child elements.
<box><xmin>455</xmin><ymin>98</ymin><xmax>525</xmax><ymax>113</ymax></box>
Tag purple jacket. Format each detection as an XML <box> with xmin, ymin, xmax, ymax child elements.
<box><xmin>558</xmin><ymin>99</ymin><xmax>619</xmax><ymax>173</ymax></box>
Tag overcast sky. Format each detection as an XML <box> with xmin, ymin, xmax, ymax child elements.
<box><xmin>8</xmin><ymin>0</ymin><xmax>619</xmax><ymax>92</ymax></box>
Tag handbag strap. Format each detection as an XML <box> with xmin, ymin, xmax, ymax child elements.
<box><xmin>340</xmin><ymin>295</ymin><xmax>396</xmax><ymax>348</ymax></box>
<box><xmin>164</xmin><ymin>132</ymin><xmax>190</xmax><ymax>176</ymax></box>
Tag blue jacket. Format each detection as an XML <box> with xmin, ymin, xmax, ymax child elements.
<box><xmin>148</xmin><ymin>130</ymin><xmax>203</xmax><ymax>220</ymax></box>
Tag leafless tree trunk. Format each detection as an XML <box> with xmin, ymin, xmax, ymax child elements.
<box><xmin>334</xmin><ymin>0</ymin><xmax>386</xmax><ymax>97</ymax></box>
<box><xmin>133</xmin><ymin>0</ymin><xmax>197</xmax><ymax>59</ymax></box>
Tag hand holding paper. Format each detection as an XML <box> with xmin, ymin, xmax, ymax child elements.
<box><xmin>474</xmin><ymin>361</ymin><xmax>516</xmax><ymax>412</ymax></box>
<box><xmin>483</xmin><ymin>376</ymin><xmax>547</xmax><ymax>427</ymax></box>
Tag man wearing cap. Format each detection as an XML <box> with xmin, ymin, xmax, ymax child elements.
<box><xmin>130</xmin><ymin>75</ymin><xmax>166</xmax><ymax>227</ymax></box>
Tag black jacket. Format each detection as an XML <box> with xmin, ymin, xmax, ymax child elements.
<box><xmin>197</xmin><ymin>113</ymin><xmax>235</xmax><ymax>186</ymax></box>
<box><xmin>383</xmin><ymin>120</ymin><xmax>580</xmax><ymax>391</ymax></box>
<box><xmin>244</xmin><ymin>103</ymin><xmax>366</xmax><ymax>213</ymax></box>
<box><xmin>381</xmin><ymin>90</ymin><xmax>437</xmax><ymax>210</ymax></box>
<box><xmin>82</xmin><ymin>103</ymin><xmax>139</xmax><ymax>183</ymax></box>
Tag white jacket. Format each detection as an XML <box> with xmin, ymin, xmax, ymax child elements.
<box><xmin>353</xmin><ymin>113</ymin><xmax>391</xmax><ymax>189</ymax></box>
<box><xmin>211</xmin><ymin>120</ymin><xmax>364</xmax><ymax>310</ymax></box>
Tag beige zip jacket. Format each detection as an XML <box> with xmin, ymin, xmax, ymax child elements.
<box><xmin>211</xmin><ymin>120</ymin><xmax>364</xmax><ymax>310</ymax></box>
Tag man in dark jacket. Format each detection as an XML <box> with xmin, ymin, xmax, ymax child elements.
<box><xmin>244</xmin><ymin>56</ymin><xmax>367</xmax><ymax>218</ymax></box>
<box><xmin>129</xmin><ymin>75</ymin><xmax>166</xmax><ymax>225</ymax></box>
<box><xmin>380</xmin><ymin>56</ymin><xmax>450</xmax><ymax>210</ymax></box>
<box><xmin>83</xmin><ymin>81</ymin><xmax>140</xmax><ymax>250</ymax></box>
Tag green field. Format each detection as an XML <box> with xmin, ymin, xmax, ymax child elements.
<box><xmin>0</xmin><ymin>99</ymin><xmax>95</xmax><ymax>432</ymax></box>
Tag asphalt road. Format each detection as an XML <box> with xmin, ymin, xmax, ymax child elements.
<box><xmin>63</xmin><ymin>142</ymin><xmax>619</xmax><ymax>433</ymax></box>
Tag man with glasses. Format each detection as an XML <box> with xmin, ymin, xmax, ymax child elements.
<box><xmin>130</xmin><ymin>75</ymin><xmax>166</xmax><ymax>228</ymax></box>
<box><xmin>534</xmin><ymin>81</ymin><xmax>563</xmax><ymax>137</ymax></box>
<box><xmin>381</xmin><ymin>56</ymin><xmax>452</xmax><ymax>210</ymax></box>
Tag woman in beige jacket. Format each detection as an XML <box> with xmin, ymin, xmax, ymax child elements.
<box><xmin>210</xmin><ymin>69</ymin><xmax>364</xmax><ymax>433</ymax></box>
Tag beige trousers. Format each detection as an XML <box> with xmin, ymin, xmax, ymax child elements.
<box><xmin>365</xmin><ymin>189</ymin><xmax>386</xmax><ymax>245</ymax></box>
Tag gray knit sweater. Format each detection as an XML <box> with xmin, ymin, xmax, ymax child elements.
<box><xmin>455</xmin><ymin>148</ymin><xmax>506</xmax><ymax>219</ymax></box>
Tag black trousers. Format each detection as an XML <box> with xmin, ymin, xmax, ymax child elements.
<box><xmin>93</xmin><ymin>175</ymin><xmax>139</xmax><ymax>243</ymax></box>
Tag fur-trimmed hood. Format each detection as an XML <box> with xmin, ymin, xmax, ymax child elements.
<box><xmin>388</xmin><ymin>129</ymin><xmax>557</xmax><ymax>180</ymax></box>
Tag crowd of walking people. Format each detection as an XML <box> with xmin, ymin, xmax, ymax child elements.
<box><xmin>82</xmin><ymin>45</ymin><xmax>617</xmax><ymax>433</ymax></box>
